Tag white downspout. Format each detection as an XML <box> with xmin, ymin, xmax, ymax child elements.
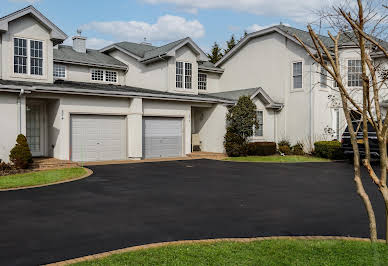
<box><xmin>309</xmin><ymin>61</ymin><xmax>314</xmax><ymax>148</ymax></box>
<box><xmin>18</xmin><ymin>88</ymin><xmax>25</xmax><ymax>134</ymax></box>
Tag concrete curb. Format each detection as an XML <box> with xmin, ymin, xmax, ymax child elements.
<box><xmin>0</xmin><ymin>168</ymin><xmax>93</xmax><ymax>192</ymax></box>
<box><xmin>44</xmin><ymin>236</ymin><xmax>384</xmax><ymax>266</ymax></box>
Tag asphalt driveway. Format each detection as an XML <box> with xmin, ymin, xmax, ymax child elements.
<box><xmin>0</xmin><ymin>159</ymin><xmax>385</xmax><ymax>265</ymax></box>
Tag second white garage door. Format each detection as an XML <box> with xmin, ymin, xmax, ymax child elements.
<box><xmin>71</xmin><ymin>115</ymin><xmax>127</xmax><ymax>162</ymax></box>
<box><xmin>143</xmin><ymin>117</ymin><xmax>183</xmax><ymax>159</ymax></box>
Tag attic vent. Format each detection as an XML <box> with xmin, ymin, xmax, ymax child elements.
<box><xmin>141</xmin><ymin>37</ymin><xmax>152</xmax><ymax>46</ymax></box>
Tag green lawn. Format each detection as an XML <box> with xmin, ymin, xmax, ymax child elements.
<box><xmin>224</xmin><ymin>155</ymin><xmax>331</xmax><ymax>163</ymax></box>
<box><xmin>0</xmin><ymin>167</ymin><xmax>87</xmax><ymax>189</ymax></box>
<box><xmin>73</xmin><ymin>239</ymin><xmax>388</xmax><ymax>266</ymax></box>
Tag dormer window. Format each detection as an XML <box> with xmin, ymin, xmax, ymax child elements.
<box><xmin>53</xmin><ymin>64</ymin><xmax>66</xmax><ymax>78</ymax></box>
<box><xmin>176</xmin><ymin>62</ymin><xmax>192</xmax><ymax>89</ymax></box>
<box><xmin>14</xmin><ymin>38</ymin><xmax>43</xmax><ymax>76</ymax></box>
<box><xmin>91</xmin><ymin>69</ymin><xmax>118</xmax><ymax>83</ymax></box>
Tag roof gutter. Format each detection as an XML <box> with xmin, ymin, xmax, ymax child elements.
<box><xmin>23</xmin><ymin>86</ymin><xmax>235</xmax><ymax>104</ymax></box>
<box><xmin>140</xmin><ymin>53</ymin><xmax>168</xmax><ymax>64</ymax></box>
<box><xmin>53</xmin><ymin>59</ymin><xmax>128</xmax><ymax>70</ymax></box>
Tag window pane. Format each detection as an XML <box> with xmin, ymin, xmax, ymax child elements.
<box><xmin>105</xmin><ymin>71</ymin><xmax>117</xmax><ymax>83</ymax></box>
<box><xmin>14</xmin><ymin>38</ymin><xmax>27</xmax><ymax>74</ymax></box>
<box><xmin>30</xmin><ymin>40</ymin><xmax>43</xmax><ymax>76</ymax></box>
<box><xmin>198</xmin><ymin>73</ymin><xmax>207</xmax><ymax>90</ymax></box>
<box><xmin>53</xmin><ymin>64</ymin><xmax>66</xmax><ymax>78</ymax></box>
<box><xmin>254</xmin><ymin>111</ymin><xmax>264</xmax><ymax>136</ymax></box>
<box><xmin>348</xmin><ymin>59</ymin><xmax>362</xmax><ymax>87</ymax></box>
<box><xmin>91</xmin><ymin>69</ymin><xmax>104</xmax><ymax>81</ymax></box>
<box><xmin>185</xmin><ymin>63</ymin><xmax>192</xmax><ymax>89</ymax></box>
<box><xmin>293</xmin><ymin>62</ymin><xmax>302</xmax><ymax>89</ymax></box>
<box><xmin>176</xmin><ymin>62</ymin><xmax>183</xmax><ymax>88</ymax></box>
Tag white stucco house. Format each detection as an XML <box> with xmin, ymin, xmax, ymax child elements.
<box><xmin>0</xmin><ymin>6</ymin><xmax>387</xmax><ymax>162</ymax></box>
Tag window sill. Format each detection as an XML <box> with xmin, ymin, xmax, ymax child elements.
<box><xmin>11</xmin><ymin>74</ymin><xmax>47</xmax><ymax>80</ymax></box>
<box><xmin>290</xmin><ymin>88</ymin><xmax>303</xmax><ymax>93</ymax></box>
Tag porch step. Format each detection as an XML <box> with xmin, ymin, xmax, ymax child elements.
<box><xmin>188</xmin><ymin>152</ymin><xmax>226</xmax><ymax>160</ymax></box>
<box><xmin>32</xmin><ymin>158</ymin><xmax>79</xmax><ymax>170</ymax></box>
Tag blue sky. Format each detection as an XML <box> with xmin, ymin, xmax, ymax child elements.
<box><xmin>2</xmin><ymin>0</ymin><xmax>326</xmax><ymax>52</ymax></box>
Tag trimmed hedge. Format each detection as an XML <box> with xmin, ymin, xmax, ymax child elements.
<box><xmin>9</xmin><ymin>134</ymin><xmax>32</xmax><ymax>169</ymax></box>
<box><xmin>314</xmin><ymin>141</ymin><xmax>344</xmax><ymax>160</ymax></box>
<box><xmin>224</xmin><ymin>130</ymin><xmax>247</xmax><ymax>157</ymax></box>
<box><xmin>247</xmin><ymin>142</ymin><xmax>277</xmax><ymax>156</ymax></box>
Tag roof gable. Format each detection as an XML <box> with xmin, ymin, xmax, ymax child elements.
<box><xmin>0</xmin><ymin>5</ymin><xmax>67</xmax><ymax>45</ymax></box>
<box><xmin>101</xmin><ymin>37</ymin><xmax>209</xmax><ymax>64</ymax></box>
<box><xmin>215</xmin><ymin>25</ymin><xmax>331</xmax><ymax>67</ymax></box>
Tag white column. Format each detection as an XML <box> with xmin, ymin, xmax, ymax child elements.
<box><xmin>127</xmin><ymin>98</ymin><xmax>143</xmax><ymax>159</ymax></box>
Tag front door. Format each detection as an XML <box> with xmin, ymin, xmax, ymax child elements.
<box><xmin>26</xmin><ymin>102</ymin><xmax>45</xmax><ymax>157</ymax></box>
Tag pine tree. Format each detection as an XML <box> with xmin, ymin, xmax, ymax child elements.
<box><xmin>224</xmin><ymin>35</ymin><xmax>236</xmax><ymax>54</ymax></box>
<box><xmin>207</xmin><ymin>42</ymin><xmax>223</xmax><ymax>64</ymax></box>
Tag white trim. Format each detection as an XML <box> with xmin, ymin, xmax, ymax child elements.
<box><xmin>175</xmin><ymin>61</ymin><xmax>192</xmax><ymax>90</ymax></box>
<box><xmin>12</xmin><ymin>37</ymin><xmax>46</xmax><ymax>79</ymax></box>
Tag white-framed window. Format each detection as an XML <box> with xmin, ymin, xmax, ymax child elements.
<box><xmin>176</xmin><ymin>62</ymin><xmax>183</xmax><ymax>88</ymax></box>
<box><xmin>105</xmin><ymin>70</ymin><xmax>117</xmax><ymax>83</ymax></box>
<box><xmin>53</xmin><ymin>64</ymin><xmax>66</xmax><ymax>78</ymax></box>
<box><xmin>293</xmin><ymin>62</ymin><xmax>303</xmax><ymax>89</ymax></box>
<box><xmin>91</xmin><ymin>69</ymin><xmax>104</xmax><ymax>81</ymax></box>
<box><xmin>90</xmin><ymin>69</ymin><xmax>118</xmax><ymax>83</ymax></box>
<box><xmin>176</xmin><ymin>61</ymin><xmax>192</xmax><ymax>89</ymax></box>
<box><xmin>14</xmin><ymin>38</ymin><xmax>27</xmax><ymax>74</ymax></box>
<box><xmin>185</xmin><ymin>62</ymin><xmax>192</xmax><ymax>89</ymax></box>
<box><xmin>14</xmin><ymin>37</ymin><xmax>44</xmax><ymax>76</ymax></box>
<box><xmin>320</xmin><ymin>64</ymin><xmax>328</xmax><ymax>88</ymax></box>
<box><xmin>198</xmin><ymin>73</ymin><xmax>207</xmax><ymax>90</ymax></box>
<box><xmin>348</xmin><ymin>59</ymin><xmax>362</xmax><ymax>87</ymax></box>
<box><xmin>254</xmin><ymin>111</ymin><xmax>264</xmax><ymax>137</ymax></box>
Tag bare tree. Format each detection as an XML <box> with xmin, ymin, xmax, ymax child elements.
<box><xmin>294</xmin><ymin>0</ymin><xmax>388</xmax><ymax>243</ymax></box>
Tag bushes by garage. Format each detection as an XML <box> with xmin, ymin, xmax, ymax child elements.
<box><xmin>314</xmin><ymin>141</ymin><xmax>344</xmax><ymax>160</ymax></box>
<box><xmin>247</xmin><ymin>142</ymin><xmax>277</xmax><ymax>156</ymax></box>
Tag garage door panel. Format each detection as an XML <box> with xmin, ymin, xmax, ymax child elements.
<box><xmin>71</xmin><ymin>115</ymin><xmax>126</xmax><ymax>162</ymax></box>
<box><xmin>143</xmin><ymin>117</ymin><xmax>183</xmax><ymax>159</ymax></box>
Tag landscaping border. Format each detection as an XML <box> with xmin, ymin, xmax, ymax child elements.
<box><xmin>45</xmin><ymin>236</ymin><xmax>385</xmax><ymax>266</ymax></box>
<box><xmin>0</xmin><ymin>168</ymin><xmax>93</xmax><ymax>192</ymax></box>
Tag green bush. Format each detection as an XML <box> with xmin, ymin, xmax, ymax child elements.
<box><xmin>278</xmin><ymin>145</ymin><xmax>292</xmax><ymax>155</ymax></box>
<box><xmin>278</xmin><ymin>139</ymin><xmax>291</xmax><ymax>147</ymax></box>
<box><xmin>314</xmin><ymin>141</ymin><xmax>344</xmax><ymax>160</ymax></box>
<box><xmin>292</xmin><ymin>142</ymin><xmax>305</xmax><ymax>155</ymax></box>
<box><xmin>224</xmin><ymin>130</ymin><xmax>247</xmax><ymax>157</ymax></box>
<box><xmin>247</xmin><ymin>142</ymin><xmax>277</xmax><ymax>156</ymax></box>
<box><xmin>9</xmin><ymin>134</ymin><xmax>32</xmax><ymax>169</ymax></box>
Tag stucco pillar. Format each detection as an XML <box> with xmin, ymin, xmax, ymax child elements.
<box><xmin>127</xmin><ymin>97</ymin><xmax>143</xmax><ymax>159</ymax></box>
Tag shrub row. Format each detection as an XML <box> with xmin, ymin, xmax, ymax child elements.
<box><xmin>247</xmin><ymin>142</ymin><xmax>277</xmax><ymax>156</ymax></box>
<box><xmin>0</xmin><ymin>134</ymin><xmax>32</xmax><ymax>174</ymax></box>
<box><xmin>314</xmin><ymin>141</ymin><xmax>344</xmax><ymax>160</ymax></box>
<box><xmin>278</xmin><ymin>140</ymin><xmax>305</xmax><ymax>156</ymax></box>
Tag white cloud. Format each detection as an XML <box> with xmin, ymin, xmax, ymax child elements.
<box><xmin>142</xmin><ymin>0</ymin><xmax>334</xmax><ymax>22</ymax></box>
<box><xmin>81</xmin><ymin>15</ymin><xmax>205</xmax><ymax>43</ymax></box>
<box><xmin>246</xmin><ymin>23</ymin><xmax>290</xmax><ymax>33</ymax></box>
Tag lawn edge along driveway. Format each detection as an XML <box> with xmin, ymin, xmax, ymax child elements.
<box><xmin>224</xmin><ymin>155</ymin><xmax>331</xmax><ymax>163</ymax></box>
<box><xmin>0</xmin><ymin>167</ymin><xmax>92</xmax><ymax>191</ymax></box>
<box><xmin>45</xmin><ymin>236</ymin><xmax>387</xmax><ymax>266</ymax></box>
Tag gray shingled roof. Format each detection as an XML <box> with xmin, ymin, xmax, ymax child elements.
<box><xmin>276</xmin><ymin>24</ymin><xmax>333</xmax><ymax>48</ymax></box>
<box><xmin>209</xmin><ymin>88</ymin><xmax>259</xmax><ymax>101</ymax></box>
<box><xmin>115</xmin><ymin>42</ymin><xmax>156</xmax><ymax>58</ymax></box>
<box><xmin>198</xmin><ymin>61</ymin><xmax>224</xmax><ymax>73</ymax></box>
<box><xmin>0</xmin><ymin>79</ymin><xmax>234</xmax><ymax>104</ymax></box>
<box><xmin>141</xmin><ymin>38</ymin><xmax>188</xmax><ymax>61</ymax></box>
<box><xmin>54</xmin><ymin>45</ymin><xmax>127</xmax><ymax>69</ymax></box>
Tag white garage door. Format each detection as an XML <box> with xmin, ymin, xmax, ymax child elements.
<box><xmin>71</xmin><ymin>115</ymin><xmax>126</xmax><ymax>162</ymax></box>
<box><xmin>143</xmin><ymin>117</ymin><xmax>183</xmax><ymax>159</ymax></box>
